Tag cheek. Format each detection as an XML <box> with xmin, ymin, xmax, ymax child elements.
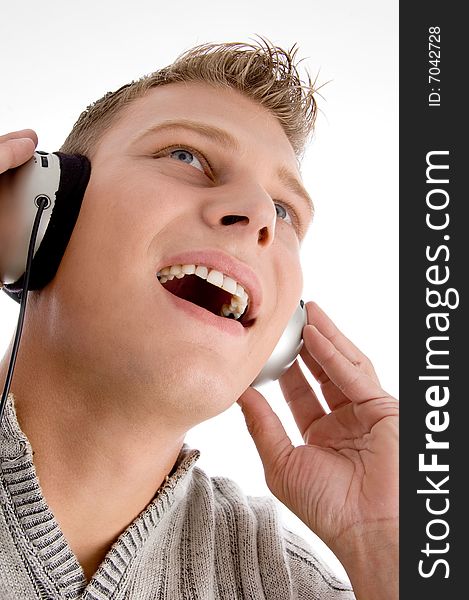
<box><xmin>250</xmin><ymin>246</ymin><xmax>302</xmax><ymax>364</ymax></box>
<box><xmin>92</xmin><ymin>165</ymin><xmax>198</xmax><ymax>247</ymax></box>
<box><xmin>275</xmin><ymin>238</ymin><xmax>303</xmax><ymax>307</ymax></box>
<box><xmin>275</xmin><ymin>269</ymin><xmax>303</xmax><ymax>339</ymax></box>
<box><xmin>270</xmin><ymin>247</ymin><xmax>303</xmax><ymax>330</ymax></box>
<box><xmin>69</xmin><ymin>167</ymin><xmax>173</xmax><ymax>274</ymax></box>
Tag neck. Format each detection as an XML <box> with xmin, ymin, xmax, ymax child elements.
<box><xmin>0</xmin><ymin>327</ymin><xmax>187</xmax><ymax>581</ymax></box>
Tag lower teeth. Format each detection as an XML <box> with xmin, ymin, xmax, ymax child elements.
<box><xmin>220</xmin><ymin>303</ymin><xmax>243</xmax><ymax>320</ymax></box>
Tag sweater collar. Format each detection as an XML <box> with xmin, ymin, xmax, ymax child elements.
<box><xmin>0</xmin><ymin>392</ymin><xmax>31</xmax><ymax>461</ymax></box>
<box><xmin>0</xmin><ymin>392</ymin><xmax>201</xmax><ymax>599</ymax></box>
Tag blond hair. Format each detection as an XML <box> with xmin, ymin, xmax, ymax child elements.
<box><xmin>60</xmin><ymin>38</ymin><xmax>318</xmax><ymax>158</ymax></box>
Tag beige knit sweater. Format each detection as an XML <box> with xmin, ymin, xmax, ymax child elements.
<box><xmin>0</xmin><ymin>394</ymin><xmax>355</xmax><ymax>599</ymax></box>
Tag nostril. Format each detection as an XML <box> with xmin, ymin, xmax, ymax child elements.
<box><xmin>258</xmin><ymin>226</ymin><xmax>269</xmax><ymax>244</ymax></box>
<box><xmin>221</xmin><ymin>215</ymin><xmax>248</xmax><ymax>226</ymax></box>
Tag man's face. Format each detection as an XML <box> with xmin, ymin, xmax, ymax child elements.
<box><xmin>47</xmin><ymin>82</ymin><xmax>313</xmax><ymax>425</ymax></box>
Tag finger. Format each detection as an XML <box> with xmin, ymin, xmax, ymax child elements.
<box><xmin>0</xmin><ymin>129</ymin><xmax>38</xmax><ymax>145</ymax></box>
<box><xmin>0</xmin><ymin>135</ymin><xmax>37</xmax><ymax>173</ymax></box>
<box><xmin>299</xmin><ymin>343</ymin><xmax>351</xmax><ymax>411</ymax></box>
<box><xmin>279</xmin><ymin>360</ymin><xmax>325</xmax><ymax>438</ymax></box>
<box><xmin>237</xmin><ymin>387</ymin><xmax>294</xmax><ymax>479</ymax></box>
<box><xmin>303</xmin><ymin>324</ymin><xmax>388</xmax><ymax>404</ymax></box>
<box><xmin>305</xmin><ymin>302</ymin><xmax>379</xmax><ymax>383</ymax></box>
<box><xmin>299</xmin><ymin>342</ymin><xmax>332</xmax><ymax>386</ymax></box>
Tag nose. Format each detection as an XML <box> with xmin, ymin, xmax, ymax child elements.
<box><xmin>202</xmin><ymin>182</ymin><xmax>277</xmax><ymax>247</ymax></box>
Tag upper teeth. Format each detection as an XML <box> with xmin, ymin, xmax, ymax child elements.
<box><xmin>157</xmin><ymin>264</ymin><xmax>249</xmax><ymax>320</ymax></box>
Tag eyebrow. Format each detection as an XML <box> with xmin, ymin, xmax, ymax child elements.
<box><xmin>138</xmin><ymin>119</ymin><xmax>241</xmax><ymax>153</ymax></box>
<box><xmin>138</xmin><ymin>119</ymin><xmax>314</xmax><ymax>223</ymax></box>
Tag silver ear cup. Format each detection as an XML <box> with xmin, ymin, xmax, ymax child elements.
<box><xmin>0</xmin><ymin>152</ymin><xmax>60</xmax><ymax>285</ymax></box>
<box><xmin>251</xmin><ymin>300</ymin><xmax>307</xmax><ymax>387</ymax></box>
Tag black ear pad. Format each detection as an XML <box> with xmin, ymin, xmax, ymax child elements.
<box><xmin>3</xmin><ymin>153</ymin><xmax>91</xmax><ymax>303</ymax></box>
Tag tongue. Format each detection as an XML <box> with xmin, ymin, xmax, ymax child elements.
<box><xmin>162</xmin><ymin>274</ymin><xmax>233</xmax><ymax>316</ymax></box>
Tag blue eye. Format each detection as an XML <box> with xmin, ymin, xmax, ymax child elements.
<box><xmin>169</xmin><ymin>149</ymin><xmax>204</xmax><ymax>172</ymax></box>
<box><xmin>274</xmin><ymin>202</ymin><xmax>294</xmax><ymax>226</ymax></box>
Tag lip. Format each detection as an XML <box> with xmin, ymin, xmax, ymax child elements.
<box><xmin>160</xmin><ymin>288</ymin><xmax>247</xmax><ymax>336</ymax></box>
<box><xmin>156</xmin><ymin>249</ymin><xmax>263</xmax><ymax>323</ymax></box>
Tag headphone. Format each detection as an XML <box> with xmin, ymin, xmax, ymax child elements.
<box><xmin>0</xmin><ymin>152</ymin><xmax>306</xmax><ymax>419</ymax></box>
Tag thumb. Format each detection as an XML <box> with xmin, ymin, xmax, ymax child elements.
<box><xmin>237</xmin><ymin>387</ymin><xmax>294</xmax><ymax>484</ymax></box>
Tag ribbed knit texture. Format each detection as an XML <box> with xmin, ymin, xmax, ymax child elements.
<box><xmin>0</xmin><ymin>394</ymin><xmax>355</xmax><ymax>599</ymax></box>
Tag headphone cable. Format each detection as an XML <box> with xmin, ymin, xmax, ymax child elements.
<box><xmin>0</xmin><ymin>196</ymin><xmax>49</xmax><ymax>425</ymax></box>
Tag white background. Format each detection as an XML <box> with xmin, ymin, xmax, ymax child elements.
<box><xmin>0</xmin><ymin>0</ymin><xmax>398</xmax><ymax>581</ymax></box>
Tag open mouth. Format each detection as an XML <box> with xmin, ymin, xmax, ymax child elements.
<box><xmin>157</xmin><ymin>264</ymin><xmax>253</xmax><ymax>327</ymax></box>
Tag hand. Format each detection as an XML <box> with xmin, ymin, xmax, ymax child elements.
<box><xmin>0</xmin><ymin>129</ymin><xmax>37</xmax><ymax>174</ymax></box>
<box><xmin>0</xmin><ymin>129</ymin><xmax>38</xmax><ymax>283</ymax></box>
<box><xmin>237</xmin><ymin>302</ymin><xmax>398</xmax><ymax>597</ymax></box>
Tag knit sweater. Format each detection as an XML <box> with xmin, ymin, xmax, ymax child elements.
<box><xmin>0</xmin><ymin>394</ymin><xmax>355</xmax><ymax>599</ymax></box>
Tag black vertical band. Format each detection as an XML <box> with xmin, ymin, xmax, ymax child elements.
<box><xmin>400</xmin><ymin>2</ymin><xmax>465</xmax><ymax>595</ymax></box>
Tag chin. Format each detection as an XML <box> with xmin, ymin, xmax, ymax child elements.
<box><xmin>148</xmin><ymin>354</ymin><xmax>251</xmax><ymax>425</ymax></box>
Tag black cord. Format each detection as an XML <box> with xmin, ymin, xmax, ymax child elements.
<box><xmin>0</xmin><ymin>196</ymin><xmax>49</xmax><ymax>425</ymax></box>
